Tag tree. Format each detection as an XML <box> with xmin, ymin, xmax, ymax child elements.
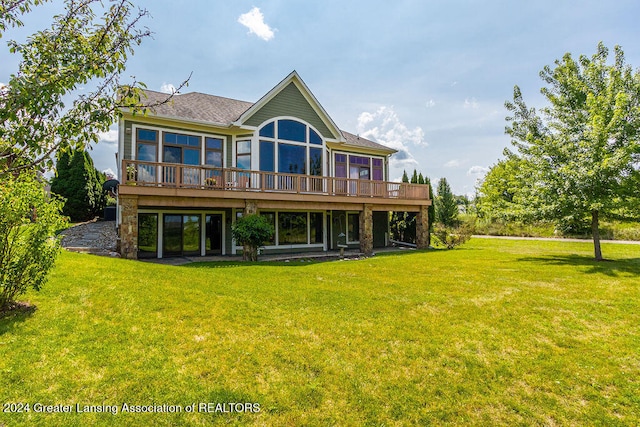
<box><xmin>0</xmin><ymin>1</ymin><xmax>187</xmax><ymax>312</ymax></box>
<box><xmin>0</xmin><ymin>173</ymin><xmax>66</xmax><ymax>311</ymax></box>
<box><xmin>504</xmin><ymin>43</ymin><xmax>640</xmax><ymax>260</ymax></box>
<box><xmin>475</xmin><ymin>157</ymin><xmax>530</xmax><ymax>221</ymax></box>
<box><xmin>423</xmin><ymin>175</ymin><xmax>435</xmax><ymax>246</ymax></box>
<box><xmin>401</xmin><ymin>170</ymin><xmax>409</xmax><ymax>183</ymax></box>
<box><xmin>231</xmin><ymin>214</ymin><xmax>274</xmax><ymax>261</ymax></box>
<box><xmin>410</xmin><ymin>169</ymin><xmax>418</xmax><ymax>184</ymax></box>
<box><xmin>435</xmin><ymin>177</ymin><xmax>458</xmax><ymax>227</ymax></box>
<box><xmin>0</xmin><ymin>0</ymin><xmax>188</xmax><ymax>176</ymax></box>
<box><xmin>50</xmin><ymin>149</ymin><xmax>106</xmax><ymax>221</ymax></box>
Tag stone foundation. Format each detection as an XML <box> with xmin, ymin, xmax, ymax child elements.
<box><xmin>119</xmin><ymin>195</ymin><xmax>139</xmax><ymax>259</ymax></box>
<box><xmin>359</xmin><ymin>204</ymin><xmax>373</xmax><ymax>255</ymax></box>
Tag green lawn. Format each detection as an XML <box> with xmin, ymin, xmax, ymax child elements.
<box><xmin>1</xmin><ymin>239</ymin><xmax>639</xmax><ymax>426</ymax></box>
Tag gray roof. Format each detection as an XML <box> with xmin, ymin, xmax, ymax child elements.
<box><xmin>142</xmin><ymin>90</ymin><xmax>253</xmax><ymax>125</ymax></box>
<box><xmin>141</xmin><ymin>89</ymin><xmax>395</xmax><ymax>153</ymax></box>
<box><xmin>341</xmin><ymin>130</ymin><xmax>397</xmax><ymax>153</ymax></box>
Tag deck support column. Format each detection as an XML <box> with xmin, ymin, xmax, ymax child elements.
<box><xmin>416</xmin><ymin>204</ymin><xmax>429</xmax><ymax>250</ymax></box>
<box><xmin>119</xmin><ymin>194</ymin><xmax>139</xmax><ymax>259</ymax></box>
<box><xmin>244</xmin><ymin>200</ymin><xmax>258</xmax><ymax>215</ymax></box>
<box><xmin>359</xmin><ymin>204</ymin><xmax>373</xmax><ymax>256</ymax></box>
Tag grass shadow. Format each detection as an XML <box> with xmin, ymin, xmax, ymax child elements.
<box><xmin>518</xmin><ymin>254</ymin><xmax>640</xmax><ymax>277</ymax></box>
<box><xmin>183</xmin><ymin>260</ymin><xmax>327</xmax><ymax>269</ymax></box>
<box><xmin>0</xmin><ymin>302</ymin><xmax>37</xmax><ymax>335</ymax></box>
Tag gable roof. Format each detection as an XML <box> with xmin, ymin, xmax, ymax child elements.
<box><xmin>134</xmin><ymin>72</ymin><xmax>396</xmax><ymax>154</ymax></box>
<box><xmin>234</xmin><ymin>71</ymin><xmax>343</xmax><ymax>141</ymax></box>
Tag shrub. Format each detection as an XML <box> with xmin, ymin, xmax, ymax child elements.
<box><xmin>231</xmin><ymin>214</ymin><xmax>274</xmax><ymax>261</ymax></box>
<box><xmin>433</xmin><ymin>222</ymin><xmax>473</xmax><ymax>249</ymax></box>
<box><xmin>0</xmin><ymin>174</ymin><xmax>66</xmax><ymax>311</ymax></box>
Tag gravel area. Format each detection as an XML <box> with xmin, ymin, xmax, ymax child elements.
<box><xmin>59</xmin><ymin>219</ymin><xmax>120</xmax><ymax>256</ymax></box>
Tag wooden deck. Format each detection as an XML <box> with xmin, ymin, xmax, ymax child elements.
<box><xmin>121</xmin><ymin>160</ymin><xmax>430</xmax><ymax>201</ymax></box>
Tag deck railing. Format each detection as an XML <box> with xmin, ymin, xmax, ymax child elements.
<box><xmin>122</xmin><ymin>160</ymin><xmax>429</xmax><ymax>200</ymax></box>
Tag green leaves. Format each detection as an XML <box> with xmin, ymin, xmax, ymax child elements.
<box><xmin>0</xmin><ymin>0</ymin><xmax>156</xmax><ymax>175</ymax></box>
<box><xmin>497</xmin><ymin>42</ymin><xmax>640</xmax><ymax>259</ymax></box>
<box><xmin>0</xmin><ymin>172</ymin><xmax>66</xmax><ymax>309</ymax></box>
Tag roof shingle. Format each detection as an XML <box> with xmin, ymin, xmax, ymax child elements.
<box><xmin>139</xmin><ymin>89</ymin><xmax>395</xmax><ymax>153</ymax></box>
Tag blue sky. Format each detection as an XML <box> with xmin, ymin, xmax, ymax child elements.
<box><xmin>2</xmin><ymin>0</ymin><xmax>640</xmax><ymax>195</ymax></box>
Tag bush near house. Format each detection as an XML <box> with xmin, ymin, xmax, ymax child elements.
<box><xmin>231</xmin><ymin>214</ymin><xmax>274</xmax><ymax>261</ymax></box>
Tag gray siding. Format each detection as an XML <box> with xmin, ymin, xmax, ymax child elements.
<box><xmin>244</xmin><ymin>83</ymin><xmax>335</xmax><ymax>139</ymax></box>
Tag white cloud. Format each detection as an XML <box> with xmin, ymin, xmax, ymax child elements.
<box><xmin>160</xmin><ymin>82</ymin><xmax>176</xmax><ymax>94</ymax></box>
<box><xmin>444</xmin><ymin>159</ymin><xmax>461</xmax><ymax>168</ymax></box>
<box><xmin>238</xmin><ymin>7</ymin><xmax>275</xmax><ymax>41</ymax></box>
<box><xmin>356</xmin><ymin>106</ymin><xmax>425</xmax><ymax>170</ymax></box>
<box><xmin>98</xmin><ymin>129</ymin><xmax>118</xmax><ymax>145</ymax></box>
<box><xmin>425</xmin><ymin>99</ymin><xmax>436</xmax><ymax>108</ymax></box>
<box><xmin>467</xmin><ymin>165</ymin><xmax>489</xmax><ymax>176</ymax></box>
<box><xmin>464</xmin><ymin>97</ymin><xmax>479</xmax><ymax>109</ymax></box>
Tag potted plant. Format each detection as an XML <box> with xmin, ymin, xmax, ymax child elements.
<box><xmin>126</xmin><ymin>165</ymin><xmax>137</xmax><ymax>184</ymax></box>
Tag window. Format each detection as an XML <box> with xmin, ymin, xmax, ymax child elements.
<box><xmin>205</xmin><ymin>214</ymin><xmax>223</xmax><ymax>255</ymax></box>
<box><xmin>278</xmin><ymin>119</ymin><xmax>306</xmax><ymax>142</ymax></box>
<box><xmin>279</xmin><ymin>143</ymin><xmax>306</xmax><ymax>174</ymax></box>
<box><xmin>335</xmin><ymin>153</ymin><xmax>384</xmax><ymax>181</ymax></box>
<box><xmin>163</xmin><ymin>132</ymin><xmax>201</xmax><ymax>165</ymax></box>
<box><xmin>258</xmin><ymin>119</ymin><xmax>324</xmax><ymax>178</ymax></box>
<box><xmin>236</xmin><ymin>140</ymin><xmax>251</xmax><ymax>169</ymax></box>
<box><xmin>310</xmin><ymin>212</ymin><xmax>323</xmax><ymax>244</ymax></box>
<box><xmin>260</xmin><ymin>212</ymin><xmax>276</xmax><ymax>245</ymax></box>
<box><xmin>309</xmin><ymin>129</ymin><xmax>322</xmax><ymax>145</ymax></box>
<box><xmin>278</xmin><ymin>212</ymin><xmax>307</xmax><ymax>245</ymax></box>
<box><xmin>335</xmin><ymin>154</ymin><xmax>347</xmax><ymax>178</ymax></box>
<box><xmin>347</xmin><ymin>213</ymin><xmax>360</xmax><ymax>242</ymax></box>
<box><xmin>259</xmin><ymin>141</ymin><xmax>275</xmax><ymax>172</ymax></box>
<box><xmin>372</xmin><ymin>158</ymin><xmax>383</xmax><ymax>181</ymax></box>
<box><xmin>136</xmin><ymin>129</ymin><xmax>157</xmax><ymax>161</ymax></box>
<box><xmin>205</xmin><ymin>137</ymin><xmax>223</xmax><ymax>167</ymax></box>
<box><xmin>138</xmin><ymin>214</ymin><xmax>158</xmax><ymax>258</ymax></box>
<box><xmin>135</xmin><ymin>128</ymin><xmax>158</xmax><ymax>182</ymax></box>
<box><xmin>309</xmin><ymin>148</ymin><xmax>322</xmax><ymax>176</ymax></box>
<box><xmin>259</xmin><ymin>122</ymin><xmax>275</xmax><ymax>138</ymax></box>
<box><xmin>163</xmin><ymin>214</ymin><xmax>201</xmax><ymax>257</ymax></box>
<box><xmin>350</xmin><ymin>156</ymin><xmax>370</xmax><ymax>180</ymax></box>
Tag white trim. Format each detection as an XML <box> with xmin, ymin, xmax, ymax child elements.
<box><xmin>131</xmin><ymin>124</ymin><xmax>228</xmax><ymax>166</ymax></box>
<box><xmin>138</xmin><ymin>209</ymin><xmax>227</xmax><ymax>259</ymax></box>
<box><xmin>232</xmin><ymin>209</ymin><xmax>327</xmax><ymax>252</ymax></box>
<box><xmin>332</xmin><ymin>150</ymin><xmax>386</xmax><ymax>180</ymax></box>
<box><xmin>118</xmin><ymin>118</ymin><xmax>125</xmax><ymax>181</ymax></box>
<box><xmin>256</xmin><ymin>117</ymin><xmax>327</xmax><ymax>176</ymax></box>
<box><xmin>233</xmin><ymin>71</ymin><xmax>345</xmax><ymax>141</ymax></box>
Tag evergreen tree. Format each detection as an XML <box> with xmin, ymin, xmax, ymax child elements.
<box><xmin>424</xmin><ymin>176</ymin><xmax>436</xmax><ymax>245</ymax></box>
<box><xmin>435</xmin><ymin>177</ymin><xmax>458</xmax><ymax>227</ymax></box>
<box><xmin>410</xmin><ymin>169</ymin><xmax>418</xmax><ymax>184</ymax></box>
<box><xmin>401</xmin><ymin>170</ymin><xmax>409</xmax><ymax>183</ymax></box>
<box><xmin>418</xmin><ymin>173</ymin><xmax>425</xmax><ymax>185</ymax></box>
<box><xmin>51</xmin><ymin>149</ymin><xmax>106</xmax><ymax>221</ymax></box>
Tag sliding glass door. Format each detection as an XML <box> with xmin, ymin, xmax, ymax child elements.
<box><xmin>163</xmin><ymin>214</ymin><xmax>201</xmax><ymax>257</ymax></box>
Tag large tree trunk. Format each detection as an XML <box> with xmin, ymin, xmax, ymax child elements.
<box><xmin>591</xmin><ymin>209</ymin><xmax>603</xmax><ymax>261</ymax></box>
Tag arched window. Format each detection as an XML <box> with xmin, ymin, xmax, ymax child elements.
<box><xmin>258</xmin><ymin>119</ymin><xmax>324</xmax><ymax>176</ymax></box>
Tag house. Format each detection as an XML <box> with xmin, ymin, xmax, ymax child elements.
<box><xmin>116</xmin><ymin>71</ymin><xmax>431</xmax><ymax>259</ymax></box>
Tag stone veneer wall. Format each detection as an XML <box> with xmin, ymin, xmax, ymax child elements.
<box><xmin>416</xmin><ymin>205</ymin><xmax>430</xmax><ymax>249</ymax></box>
<box><xmin>359</xmin><ymin>204</ymin><xmax>373</xmax><ymax>255</ymax></box>
<box><xmin>119</xmin><ymin>195</ymin><xmax>139</xmax><ymax>259</ymax></box>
